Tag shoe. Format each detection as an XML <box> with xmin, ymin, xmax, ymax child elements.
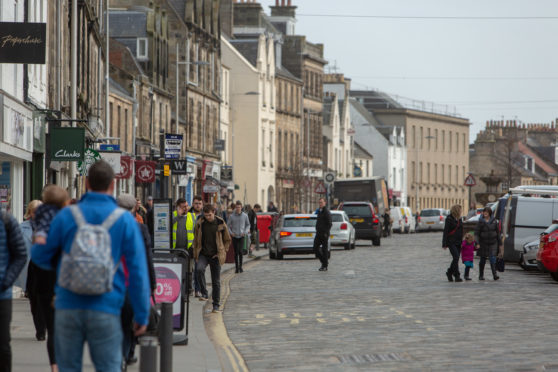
<box><xmin>464</xmin><ymin>277</ymin><xmax>472</xmax><ymax>281</ymax></box>
<box><xmin>454</xmin><ymin>277</ymin><xmax>463</xmax><ymax>282</ymax></box>
<box><xmin>235</xmin><ymin>269</ymin><xmax>239</xmax><ymax>273</ymax></box>
<box><xmin>199</xmin><ymin>296</ymin><xmax>208</xmax><ymax>301</ymax></box>
<box><xmin>212</xmin><ymin>306</ymin><xmax>221</xmax><ymax>313</ymax></box>
<box><xmin>36</xmin><ymin>333</ymin><xmax>46</xmax><ymax>341</ymax></box>
<box><xmin>318</xmin><ymin>267</ymin><xmax>328</xmax><ymax>271</ymax></box>
<box><xmin>126</xmin><ymin>356</ymin><xmax>138</xmax><ymax>365</ymax></box>
<box><xmin>445</xmin><ymin>271</ymin><xmax>453</xmax><ymax>282</ymax></box>
<box><xmin>493</xmin><ymin>275</ymin><xmax>500</xmax><ymax>281</ymax></box>
<box><xmin>479</xmin><ymin>276</ymin><xmax>485</xmax><ymax>281</ymax></box>
<box><xmin>239</xmin><ymin>268</ymin><xmax>244</xmax><ymax>273</ymax></box>
<box><xmin>195</xmin><ymin>291</ymin><xmax>201</xmax><ymax>298</ymax></box>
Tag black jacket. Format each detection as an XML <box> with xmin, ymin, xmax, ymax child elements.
<box><xmin>442</xmin><ymin>214</ymin><xmax>463</xmax><ymax>248</ymax></box>
<box><xmin>475</xmin><ymin>216</ymin><xmax>501</xmax><ymax>257</ymax></box>
<box><xmin>248</xmin><ymin>209</ymin><xmax>258</xmax><ymax>232</ymax></box>
<box><xmin>316</xmin><ymin>207</ymin><xmax>332</xmax><ymax>235</ymax></box>
<box><xmin>139</xmin><ymin>223</ymin><xmax>157</xmax><ymax>293</ymax></box>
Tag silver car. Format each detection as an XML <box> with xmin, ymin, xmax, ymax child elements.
<box><xmin>269</xmin><ymin>214</ymin><xmax>331</xmax><ymax>260</ymax></box>
<box><xmin>330</xmin><ymin>211</ymin><xmax>356</xmax><ymax>250</ymax></box>
<box><xmin>417</xmin><ymin>208</ymin><xmax>446</xmax><ymax>231</ymax></box>
<box><xmin>520</xmin><ymin>239</ymin><xmax>539</xmax><ymax>270</ymax></box>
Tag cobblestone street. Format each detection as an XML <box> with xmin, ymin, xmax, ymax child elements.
<box><xmin>223</xmin><ymin>232</ymin><xmax>558</xmax><ymax>371</ymax></box>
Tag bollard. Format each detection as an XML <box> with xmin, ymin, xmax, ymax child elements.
<box><xmin>139</xmin><ymin>336</ymin><xmax>158</xmax><ymax>372</ymax></box>
<box><xmin>159</xmin><ymin>302</ymin><xmax>173</xmax><ymax>372</ymax></box>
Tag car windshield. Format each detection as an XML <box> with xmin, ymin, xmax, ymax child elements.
<box><xmin>283</xmin><ymin>217</ymin><xmax>317</xmax><ymax>228</ymax></box>
<box><xmin>331</xmin><ymin>214</ymin><xmax>344</xmax><ymax>222</ymax></box>
<box><xmin>543</xmin><ymin>224</ymin><xmax>558</xmax><ymax>234</ymax></box>
<box><xmin>421</xmin><ymin>209</ymin><xmax>441</xmax><ymax>217</ymax></box>
<box><xmin>342</xmin><ymin>205</ymin><xmax>372</xmax><ymax>217</ymax></box>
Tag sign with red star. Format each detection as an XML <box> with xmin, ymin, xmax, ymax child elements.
<box><xmin>135</xmin><ymin>160</ymin><xmax>156</xmax><ymax>183</ymax></box>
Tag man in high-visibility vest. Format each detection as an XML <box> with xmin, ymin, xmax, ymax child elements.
<box><xmin>172</xmin><ymin>198</ymin><xmax>195</xmax><ymax>251</ymax></box>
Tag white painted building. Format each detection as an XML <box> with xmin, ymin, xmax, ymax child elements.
<box><xmin>349</xmin><ymin>98</ymin><xmax>407</xmax><ymax>206</ymax></box>
<box><xmin>222</xmin><ymin>35</ymin><xmax>277</xmax><ymax>206</ymax></box>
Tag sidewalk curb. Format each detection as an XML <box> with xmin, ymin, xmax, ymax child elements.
<box><xmin>202</xmin><ymin>253</ymin><xmax>264</xmax><ymax>372</ymax></box>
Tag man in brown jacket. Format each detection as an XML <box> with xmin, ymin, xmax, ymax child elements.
<box><xmin>193</xmin><ymin>204</ymin><xmax>232</xmax><ymax>312</ymax></box>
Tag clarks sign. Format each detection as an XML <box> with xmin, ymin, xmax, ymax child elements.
<box><xmin>0</xmin><ymin>22</ymin><xmax>46</xmax><ymax>64</ymax></box>
<box><xmin>49</xmin><ymin>127</ymin><xmax>85</xmax><ymax>162</ymax></box>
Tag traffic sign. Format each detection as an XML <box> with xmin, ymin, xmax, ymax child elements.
<box><xmin>324</xmin><ymin>172</ymin><xmax>335</xmax><ymax>184</ymax></box>
<box><xmin>315</xmin><ymin>181</ymin><xmax>327</xmax><ymax>194</ymax></box>
<box><xmin>464</xmin><ymin>174</ymin><xmax>476</xmax><ymax>187</ymax></box>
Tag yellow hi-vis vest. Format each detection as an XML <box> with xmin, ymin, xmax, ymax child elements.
<box><xmin>172</xmin><ymin>211</ymin><xmax>196</xmax><ymax>249</ymax></box>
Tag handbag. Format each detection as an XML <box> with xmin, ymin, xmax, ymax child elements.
<box><xmin>496</xmin><ymin>258</ymin><xmax>505</xmax><ymax>273</ymax></box>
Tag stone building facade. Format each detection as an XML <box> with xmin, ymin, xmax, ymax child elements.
<box><xmin>351</xmin><ymin>90</ymin><xmax>470</xmax><ymax>213</ymax></box>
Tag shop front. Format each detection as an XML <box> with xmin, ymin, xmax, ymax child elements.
<box><xmin>0</xmin><ymin>93</ymin><xmax>34</xmax><ymax>221</ymax></box>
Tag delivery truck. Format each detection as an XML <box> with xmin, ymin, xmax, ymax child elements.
<box><xmin>333</xmin><ymin>177</ymin><xmax>389</xmax><ymax>217</ymax></box>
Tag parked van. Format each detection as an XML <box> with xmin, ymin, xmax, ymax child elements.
<box><xmin>401</xmin><ymin>207</ymin><xmax>416</xmax><ymax>233</ymax></box>
<box><xmin>502</xmin><ymin>187</ymin><xmax>558</xmax><ymax>261</ymax></box>
<box><xmin>390</xmin><ymin>207</ymin><xmax>405</xmax><ymax>233</ymax></box>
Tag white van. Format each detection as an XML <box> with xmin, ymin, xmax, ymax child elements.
<box><xmin>390</xmin><ymin>207</ymin><xmax>405</xmax><ymax>233</ymax></box>
<box><xmin>401</xmin><ymin>207</ymin><xmax>416</xmax><ymax>233</ymax></box>
<box><xmin>502</xmin><ymin>188</ymin><xmax>558</xmax><ymax>261</ymax></box>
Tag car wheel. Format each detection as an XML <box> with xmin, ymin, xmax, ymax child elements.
<box><xmin>277</xmin><ymin>251</ymin><xmax>283</xmax><ymax>260</ymax></box>
<box><xmin>518</xmin><ymin>254</ymin><xmax>527</xmax><ymax>270</ymax></box>
<box><xmin>351</xmin><ymin>236</ymin><xmax>356</xmax><ymax>249</ymax></box>
<box><xmin>551</xmin><ymin>271</ymin><xmax>558</xmax><ymax>282</ymax></box>
<box><xmin>344</xmin><ymin>242</ymin><xmax>351</xmax><ymax>250</ymax></box>
<box><xmin>372</xmin><ymin>237</ymin><xmax>381</xmax><ymax>246</ymax></box>
<box><xmin>269</xmin><ymin>247</ymin><xmax>276</xmax><ymax>259</ymax></box>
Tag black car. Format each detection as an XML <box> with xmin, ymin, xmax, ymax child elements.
<box><xmin>338</xmin><ymin>202</ymin><xmax>382</xmax><ymax>246</ymax></box>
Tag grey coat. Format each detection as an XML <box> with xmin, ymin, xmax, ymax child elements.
<box><xmin>475</xmin><ymin>216</ymin><xmax>501</xmax><ymax>258</ymax></box>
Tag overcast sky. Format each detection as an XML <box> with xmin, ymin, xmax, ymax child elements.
<box><xmin>259</xmin><ymin>0</ymin><xmax>558</xmax><ymax>142</ymax></box>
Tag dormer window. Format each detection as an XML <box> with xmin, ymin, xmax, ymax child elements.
<box><xmin>137</xmin><ymin>38</ymin><xmax>148</xmax><ymax>60</ymax></box>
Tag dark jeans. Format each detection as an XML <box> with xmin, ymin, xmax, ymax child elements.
<box><xmin>37</xmin><ymin>295</ymin><xmax>55</xmax><ymax>365</ymax></box>
<box><xmin>232</xmin><ymin>237</ymin><xmax>244</xmax><ymax>271</ymax></box>
<box><xmin>28</xmin><ymin>292</ymin><xmax>45</xmax><ymax>338</ymax></box>
<box><xmin>196</xmin><ymin>255</ymin><xmax>221</xmax><ymax>307</ymax></box>
<box><xmin>447</xmin><ymin>242</ymin><xmax>461</xmax><ymax>278</ymax></box>
<box><xmin>313</xmin><ymin>232</ymin><xmax>329</xmax><ymax>268</ymax></box>
<box><xmin>121</xmin><ymin>292</ymin><xmax>134</xmax><ymax>363</ymax></box>
<box><xmin>0</xmin><ymin>299</ymin><xmax>12</xmax><ymax>372</ymax></box>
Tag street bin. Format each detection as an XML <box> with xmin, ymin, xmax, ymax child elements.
<box><xmin>257</xmin><ymin>214</ymin><xmax>273</xmax><ymax>247</ymax></box>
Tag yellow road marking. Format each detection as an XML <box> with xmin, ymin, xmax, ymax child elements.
<box><xmin>405</xmin><ymin>315</ymin><xmax>413</xmax><ymax>318</ymax></box>
<box><xmin>375</xmin><ymin>299</ymin><xmax>383</xmax><ymax>303</ymax></box>
<box><xmin>342</xmin><ymin>318</ymin><xmax>351</xmax><ymax>322</ymax></box>
<box><xmin>356</xmin><ymin>317</ymin><xmax>366</xmax><ymax>322</ymax></box>
<box><xmin>256</xmin><ymin>314</ymin><xmax>264</xmax><ymax>319</ymax></box>
<box><xmin>427</xmin><ymin>327</ymin><xmax>435</xmax><ymax>332</ymax></box>
<box><xmin>317</xmin><ymin>318</ymin><xmax>326</xmax><ymax>323</ymax></box>
<box><xmin>316</xmin><ymin>313</ymin><xmax>323</xmax><ymax>317</ymax></box>
<box><xmin>293</xmin><ymin>312</ymin><xmax>301</xmax><ymax>317</ymax></box>
<box><xmin>415</xmin><ymin>320</ymin><xmax>423</xmax><ymax>324</ymax></box>
<box><xmin>279</xmin><ymin>313</ymin><xmax>287</xmax><ymax>318</ymax></box>
<box><xmin>290</xmin><ymin>319</ymin><xmax>299</xmax><ymax>325</ymax></box>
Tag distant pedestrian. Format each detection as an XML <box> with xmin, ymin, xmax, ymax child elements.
<box><xmin>267</xmin><ymin>201</ymin><xmax>278</xmax><ymax>213</ymax></box>
<box><xmin>16</xmin><ymin>200</ymin><xmax>41</xmax><ymax>291</ymax></box>
<box><xmin>461</xmin><ymin>233</ymin><xmax>477</xmax><ymax>281</ymax></box>
<box><xmin>29</xmin><ymin>184</ymin><xmax>70</xmax><ymax>372</ymax></box>
<box><xmin>314</xmin><ymin>197</ymin><xmax>332</xmax><ymax>272</ymax></box>
<box><xmin>475</xmin><ymin>206</ymin><xmax>503</xmax><ymax>281</ymax></box>
<box><xmin>189</xmin><ymin>195</ymin><xmax>204</xmax><ymax>297</ymax></box>
<box><xmin>31</xmin><ymin>160</ymin><xmax>150</xmax><ymax>371</ymax></box>
<box><xmin>133</xmin><ymin>198</ymin><xmax>145</xmax><ymax>224</ymax></box>
<box><xmin>193</xmin><ymin>204</ymin><xmax>231</xmax><ymax>312</ymax></box>
<box><xmin>0</xmin><ymin>208</ymin><xmax>27</xmax><ymax>372</ymax></box>
<box><xmin>145</xmin><ymin>196</ymin><xmax>154</xmax><ymax>242</ymax></box>
<box><xmin>443</xmin><ymin>204</ymin><xmax>464</xmax><ymax>282</ymax></box>
<box><xmin>251</xmin><ymin>204</ymin><xmax>262</xmax><ymax>251</ymax></box>
<box><xmin>228</xmin><ymin>201</ymin><xmax>251</xmax><ymax>273</ymax></box>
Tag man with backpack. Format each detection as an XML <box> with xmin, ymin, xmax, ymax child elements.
<box><xmin>0</xmin><ymin>210</ymin><xmax>27</xmax><ymax>371</ymax></box>
<box><xmin>32</xmin><ymin>160</ymin><xmax>150</xmax><ymax>371</ymax></box>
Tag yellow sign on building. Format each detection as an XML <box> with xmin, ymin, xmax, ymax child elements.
<box><xmin>163</xmin><ymin>164</ymin><xmax>170</xmax><ymax>176</ymax></box>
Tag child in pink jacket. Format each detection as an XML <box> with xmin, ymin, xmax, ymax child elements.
<box><xmin>462</xmin><ymin>233</ymin><xmax>477</xmax><ymax>281</ymax></box>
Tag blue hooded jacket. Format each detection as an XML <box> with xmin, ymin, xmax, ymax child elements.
<box><xmin>31</xmin><ymin>192</ymin><xmax>150</xmax><ymax>326</ymax></box>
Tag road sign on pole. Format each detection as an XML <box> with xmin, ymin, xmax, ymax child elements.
<box><xmin>315</xmin><ymin>181</ymin><xmax>327</xmax><ymax>194</ymax></box>
<box><xmin>464</xmin><ymin>174</ymin><xmax>476</xmax><ymax>187</ymax></box>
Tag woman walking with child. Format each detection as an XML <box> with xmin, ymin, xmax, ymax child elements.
<box><xmin>443</xmin><ymin>205</ymin><xmax>464</xmax><ymax>282</ymax></box>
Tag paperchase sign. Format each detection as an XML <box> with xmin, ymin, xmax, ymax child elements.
<box><xmin>49</xmin><ymin>127</ymin><xmax>85</xmax><ymax>161</ymax></box>
<box><xmin>0</xmin><ymin>22</ymin><xmax>46</xmax><ymax>64</ymax></box>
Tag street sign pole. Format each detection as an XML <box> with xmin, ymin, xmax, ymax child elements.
<box><xmin>463</xmin><ymin>173</ymin><xmax>476</xmax><ymax>210</ymax></box>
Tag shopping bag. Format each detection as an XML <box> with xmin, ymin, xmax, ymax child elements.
<box><xmin>496</xmin><ymin>258</ymin><xmax>505</xmax><ymax>272</ymax></box>
<box><xmin>242</xmin><ymin>235</ymin><xmax>249</xmax><ymax>255</ymax></box>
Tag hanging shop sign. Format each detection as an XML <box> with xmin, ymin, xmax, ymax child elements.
<box><xmin>171</xmin><ymin>160</ymin><xmax>188</xmax><ymax>175</ymax></box>
<box><xmin>135</xmin><ymin>160</ymin><xmax>157</xmax><ymax>183</ymax></box>
<box><xmin>164</xmin><ymin>134</ymin><xmax>183</xmax><ymax>160</ymax></box>
<box><xmin>77</xmin><ymin>148</ymin><xmax>101</xmax><ymax>176</ymax></box>
<box><xmin>49</xmin><ymin>127</ymin><xmax>85</xmax><ymax>161</ymax></box>
<box><xmin>99</xmin><ymin>150</ymin><xmax>121</xmax><ymax>174</ymax></box>
<box><xmin>115</xmin><ymin>156</ymin><xmax>133</xmax><ymax>179</ymax></box>
<box><xmin>0</xmin><ymin>22</ymin><xmax>46</xmax><ymax>64</ymax></box>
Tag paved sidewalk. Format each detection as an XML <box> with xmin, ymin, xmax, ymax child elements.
<box><xmin>11</xmin><ymin>248</ymin><xmax>266</xmax><ymax>371</ymax></box>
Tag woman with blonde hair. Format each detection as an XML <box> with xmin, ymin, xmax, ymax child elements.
<box><xmin>16</xmin><ymin>200</ymin><xmax>42</xmax><ymax>290</ymax></box>
<box><xmin>442</xmin><ymin>204</ymin><xmax>464</xmax><ymax>282</ymax></box>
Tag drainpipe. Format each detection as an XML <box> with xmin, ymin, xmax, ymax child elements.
<box><xmin>69</xmin><ymin>0</ymin><xmax>78</xmax><ymax>198</ymax></box>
